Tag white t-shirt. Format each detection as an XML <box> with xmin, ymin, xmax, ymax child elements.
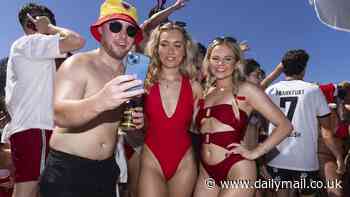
<box><xmin>265</xmin><ymin>80</ymin><xmax>330</xmax><ymax>171</ymax></box>
<box><xmin>1</xmin><ymin>34</ymin><xmax>65</xmax><ymax>143</ymax></box>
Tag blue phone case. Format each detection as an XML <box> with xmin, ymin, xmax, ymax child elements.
<box><xmin>124</xmin><ymin>52</ymin><xmax>150</xmax><ymax>90</ymax></box>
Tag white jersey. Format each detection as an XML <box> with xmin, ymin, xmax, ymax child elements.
<box><xmin>265</xmin><ymin>80</ymin><xmax>330</xmax><ymax>171</ymax></box>
<box><xmin>1</xmin><ymin>34</ymin><xmax>65</xmax><ymax>143</ymax></box>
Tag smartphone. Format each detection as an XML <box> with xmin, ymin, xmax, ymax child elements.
<box><xmin>124</xmin><ymin>52</ymin><xmax>150</xmax><ymax>91</ymax></box>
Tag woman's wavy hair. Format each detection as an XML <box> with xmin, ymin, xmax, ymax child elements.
<box><xmin>144</xmin><ymin>22</ymin><xmax>197</xmax><ymax>90</ymax></box>
<box><xmin>203</xmin><ymin>38</ymin><xmax>246</xmax><ymax>96</ymax></box>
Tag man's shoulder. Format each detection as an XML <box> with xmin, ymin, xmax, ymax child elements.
<box><xmin>298</xmin><ymin>81</ymin><xmax>320</xmax><ymax>93</ymax></box>
<box><xmin>11</xmin><ymin>34</ymin><xmax>57</xmax><ymax>51</ymax></box>
<box><xmin>270</xmin><ymin>80</ymin><xmax>316</xmax><ymax>89</ymax></box>
<box><xmin>62</xmin><ymin>50</ymin><xmax>97</xmax><ymax>68</ymax></box>
<box><xmin>12</xmin><ymin>34</ymin><xmax>47</xmax><ymax>45</ymax></box>
<box><xmin>266</xmin><ymin>81</ymin><xmax>281</xmax><ymax>89</ymax></box>
<box><xmin>265</xmin><ymin>81</ymin><xmax>282</xmax><ymax>93</ymax></box>
<box><xmin>296</xmin><ymin>80</ymin><xmax>318</xmax><ymax>87</ymax></box>
<box><xmin>11</xmin><ymin>35</ymin><xmax>29</xmax><ymax>48</ymax></box>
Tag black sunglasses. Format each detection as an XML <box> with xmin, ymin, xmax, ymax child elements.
<box><xmin>173</xmin><ymin>21</ymin><xmax>187</xmax><ymax>27</ymax></box>
<box><xmin>160</xmin><ymin>20</ymin><xmax>187</xmax><ymax>28</ymax></box>
<box><xmin>109</xmin><ymin>21</ymin><xmax>138</xmax><ymax>38</ymax></box>
<box><xmin>213</xmin><ymin>36</ymin><xmax>238</xmax><ymax>44</ymax></box>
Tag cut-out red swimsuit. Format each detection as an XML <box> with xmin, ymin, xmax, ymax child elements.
<box><xmin>195</xmin><ymin>97</ymin><xmax>248</xmax><ymax>184</ymax></box>
<box><xmin>145</xmin><ymin>77</ymin><xmax>194</xmax><ymax>181</ymax></box>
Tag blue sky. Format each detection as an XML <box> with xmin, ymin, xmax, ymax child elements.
<box><xmin>1</xmin><ymin>0</ymin><xmax>349</xmax><ymax>83</ymax></box>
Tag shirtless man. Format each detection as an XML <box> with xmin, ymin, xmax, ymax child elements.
<box><xmin>39</xmin><ymin>1</ymin><xmax>145</xmax><ymax>197</ymax></box>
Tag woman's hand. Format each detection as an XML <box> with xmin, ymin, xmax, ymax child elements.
<box><xmin>226</xmin><ymin>142</ymin><xmax>259</xmax><ymax>160</ymax></box>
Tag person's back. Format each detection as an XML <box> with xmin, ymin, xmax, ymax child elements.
<box><xmin>266</xmin><ymin>80</ymin><xmax>329</xmax><ymax>170</ymax></box>
<box><xmin>4</xmin><ymin>34</ymin><xmax>64</xmax><ymax>139</ymax></box>
<box><xmin>265</xmin><ymin>49</ymin><xmax>344</xmax><ymax>197</ymax></box>
<box><xmin>2</xmin><ymin>3</ymin><xmax>85</xmax><ymax>197</ymax></box>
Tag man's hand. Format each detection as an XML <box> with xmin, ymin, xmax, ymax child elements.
<box><xmin>239</xmin><ymin>40</ymin><xmax>250</xmax><ymax>52</ymax></box>
<box><xmin>96</xmin><ymin>75</ymin><xmax>145</xmax><ymax>112</ymax></box>
<box><xmin>27</xmin><ymin>13</ymin><xmax>51</xmax><ymax>34</ymax></box>
<box><xmin>172</xmin><ymin>0</ymin><xmax>187</xmax><ymax>10</ymax></box>
<box><xmin>276</xmin><ymin>62</ymin><xmax>284</xmax><ymax>70</ymax></box>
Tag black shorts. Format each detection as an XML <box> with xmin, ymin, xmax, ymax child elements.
<box><xmin>39</xmin><ymin>149</ymin><xmax>120</xmax><ymax>197</ymax></box>
<box><xmin>267</xmin><ymin>166</ymin><xmax>319</xmax><ymax>195</ymax></box>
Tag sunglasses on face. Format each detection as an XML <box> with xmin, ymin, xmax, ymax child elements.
<box><xmin>213</xmin><ymin>36</ymin><xmax>238</xmax><ymax>44</ymax></box>
<box><xmin>109</xmin><ymin>21</ymin><xmax>138</xmax><ymax>38</ymax></box>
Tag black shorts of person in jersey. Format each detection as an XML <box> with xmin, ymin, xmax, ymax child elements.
<box><xmin>267</xmin><ymin>166</ymin><xmax>319</xmax><ymax>195</ymax></box>
<box><xmin>39</xmin><ymin>149</ymin><xmax>120</xmax><ymax>197</ymax></box>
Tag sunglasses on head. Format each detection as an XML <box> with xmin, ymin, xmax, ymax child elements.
<box><xmin>109</xmin><ymin>21</ymin><xmax>138</xmax><ymax>38</ymax></box>
<box><xmin>160</xmin><ymin>20</ymin><xmax>187</xmax><ymax>28</ymax></box>
<box><xmin>213</xmin><ymin>36</ymin><xmax>238</xmax><ymax>44</ymax></box>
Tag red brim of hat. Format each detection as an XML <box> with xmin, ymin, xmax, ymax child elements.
<box><xmin>90</xmin><ymin>13</ymin><xmax>143</xmax><ymax>45</ymax></box>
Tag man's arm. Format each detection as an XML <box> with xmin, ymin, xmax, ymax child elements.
<box><xmin>49</xmin><ymin>25</ymin><xmax>85</xmax><ymax>54</ymax></box>
<box><xmin>315</xmin><ymin>86</ymin><xmax>345</xmax><ymax>173</ymax></box>
<box><xmin>54</xmin><ymin>55</ymin><xmax>144</xmax><ymax>128</ymax></box>
<box><xmin>319</xmin><ymin>115</ymin><xmax>345</xmax><ymax>173</ymax></box>
<box><xmin>260</xmin><ymin>63</ymin><xmax>284</xmax><ymax>89</ymax></box>
<box><xmin>141</xmin><ymin>0</ymin><xmax>186</xmax><ymax>34</ymax></box>
<box><xmin>319</xmin><ymin>115</ymin><xmax>343</xmax><ymax>158</ymax></box>
<box><xmin>27</xmin><ymin>14</ymin><xmax>85</xmax><ymax>53</ymax></box>
<box><xmin>318</xmin><ymin>116</ymin><xmax>344</xmax><ymax>173</ymax></box>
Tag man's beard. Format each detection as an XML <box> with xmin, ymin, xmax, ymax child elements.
<box><xmin>101</xmin><ymin>38</ymin><xmax>129</xmax><ymax>60</ymax></box>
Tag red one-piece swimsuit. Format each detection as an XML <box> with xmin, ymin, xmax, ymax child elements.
<box><xmin>145</xmin><ymin>76</ymin><xmax>194</xmax><ymax>181</ymax></box>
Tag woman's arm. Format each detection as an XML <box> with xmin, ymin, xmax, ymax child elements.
<box><xmin>228</xmin><ymin>82</ymin><xmax>293</xmax><ymax>160</ymax></box>
<box><xmin>189</xmin><ymin>80</ymin><xmax>203</xmax><ymax>134</ymax></box>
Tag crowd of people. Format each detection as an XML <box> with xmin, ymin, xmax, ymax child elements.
<box><xmin>0</xmin><ymin>0</ymin><xmax>349</xmax><ymax>197</ymax></box>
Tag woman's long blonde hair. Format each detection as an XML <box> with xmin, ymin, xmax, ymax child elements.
<box><xmin>203</xmin><ymin>38</ymin><xmax>246</xmax><ymax>96</ymax></box>
<box><xmin>144</xmin><ymin>22</ymin><xmax>197</xmax><ymax>90</ymax></box>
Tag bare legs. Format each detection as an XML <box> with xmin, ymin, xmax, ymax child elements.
<box><xmin>137</xmin><ymin>145</ymin><xmax>197</xmax><ymax>197</ymax></box>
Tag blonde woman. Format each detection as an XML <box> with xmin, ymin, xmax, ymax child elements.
<box><xmin>137</xmin><ymin>22</ymin><xmax>202</xmax><ymax>197</ymax></box>
<box><xmin>193</xmin><ymin>37</ymin><xmax>292</xmax><ymax>197</ymax></box>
